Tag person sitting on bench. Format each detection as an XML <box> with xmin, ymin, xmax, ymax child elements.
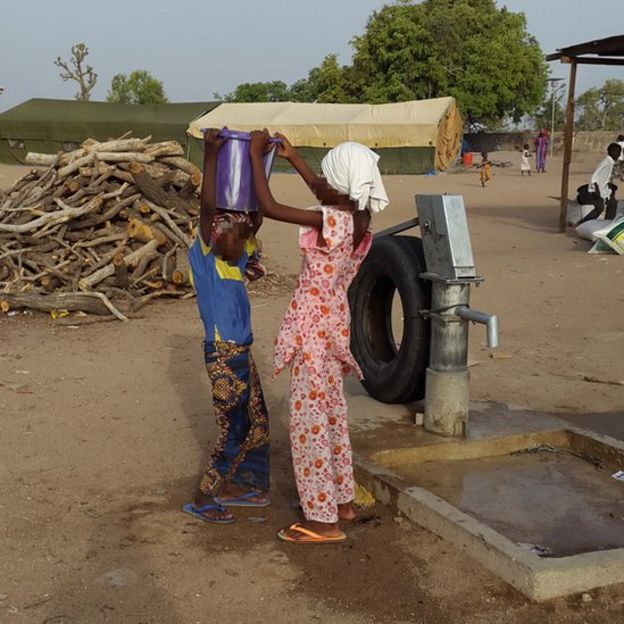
<box><xmin>573</xmin><ymin>143</ymin><xmax>622</xmax><ymax>228</ymax></box>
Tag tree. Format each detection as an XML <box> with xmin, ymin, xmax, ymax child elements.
<box><xmin>290</xmin><ymin>54</ymin><xmax>355</xmax><ymax>103</ymax></box>
<box><xmin>216</xmin><ymin>80</ymin><xmax>290</xmax><ymax>103</ymax></box>
<box><xmin>218</xmin><ymin>55</ymin><xmax>356</xmax><ymax>104</ymax></box>
<box><xmin>216</xmin><ymin>0</ymin><xmax>547</xmax><ymax>127</ymax></box>
<box><xmin>349</xmin><ymin>0</ymin><xmax>547</xmax><ymax>128</ymax></box>
<box><xmin>54</xmin><ymin>43</ymin><xmax>97</xmax><ymax>101</ymax></box>
<box><xmin>107</xmin><ymin>70</ymin><xmax>167</xmax><ymax>105</ymax></box>
<box><xmin>288</xmin><ymin>78</ymin><xmax>316</xmax><ymax>103</ymax></box>
<box><xmin>576</xmin><ymin>79</ymin><xmax>624</xmax><ymax>131</ymax></box>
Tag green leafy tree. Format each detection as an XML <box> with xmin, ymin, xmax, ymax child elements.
<box><xmin>216</xmin><ymin>0</ymin><xmax>547</xmax><ymax>127</ymax></box>
<box><xmin>54</xmin><ymin>43</ymin><xmax>97</xmax><ymax>101</ymax></box>
<box><xmin>216</xmin><ymin>80</ymin><xmax>290</xmax><ymax>102</ymax></box>
<box><xmin>576</xmin><ymin>79</ymin><xmax>624</xmax><ymax>131</ymax></box>
<box><xmin>349</xmin><ymin>0</ymin><xmax>547</xmax><ymax>128</ymax></box>
<box><xmin>107</xmin><ymin>70</ymin><xmax>167</xmax><ymax>105</ymax></box>
<box><xmin>288</xmin><ymin>78</ymin><xmax>316</xmax><ymax>103</ymax></box>
<box><xmin>290</xmin><ymin>54</ymin><xmax>355</xmax><ymax>103</ymax></box>
<box><xmin>220</xmin><ymin>55</ymin><xmax>356</xmax><ymax>104</ymax></box>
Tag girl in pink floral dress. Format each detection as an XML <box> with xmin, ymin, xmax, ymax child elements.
<box><xmin>249</xmin><ymin>131</ymin><xmax>388</xmax><ymax>544</ymax></box>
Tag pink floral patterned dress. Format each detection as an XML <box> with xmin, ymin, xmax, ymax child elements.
<box><xmin>273</xmin><ymin>207</ymin><xmax>372</xmax><ymax>523</ymax></box>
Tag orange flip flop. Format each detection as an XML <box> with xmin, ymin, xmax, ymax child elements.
<box><xmin>277</xmin><ymin>522</ymin><xmax>347</xmax><ymax>544</ymax></box>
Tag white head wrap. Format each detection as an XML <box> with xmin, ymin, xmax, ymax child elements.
<box><xmin>320</xmin><ymin>142</ymin><xmax>389</xmax><ymax>213</ymax></box>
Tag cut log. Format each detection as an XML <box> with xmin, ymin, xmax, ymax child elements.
<box><xmin>113</xmin><ymin>253</ymin><xmax>129</xmax><ymax>288</ymax></box>
<box><xmin>0</xmin><ymin>246</ymin><xmax>33</xmax><ymax>260</ymax></box>
<box><xmin>127</xmin><ymin>217</ymin><xmax>167</xmax><ymax>246</ymax></box>
<box><xmin>73</xmin><ymin>291</ymin><xmax>129</xmax><ymax>321</ymax></box>
<box><xmin>25</xmin><ymin>153</ymin><xmax>59</xmax><ymax>167</ymax></box>
<box><xmin>145</xmin><ymin>141</ymin><xmax>185</xmax><ymax>158</ymax></box>
<box><xmin>69</xmin><ymin>192</ymin><xmax>141</xmax><ymax>230</ymax></box>
<box><xmin>161</xmin><ymin>246</ymin><xmax>177</xmax><ymax>281</ymax></box>
<box><xmin>151</xmin><ymin>222</ymin><xmax>178</xmax><ymax>246</ymax></box>
<box><xmin>144</xmin><ymin>200</ymin><xmax>192</xmax><ymax>247</ymax></box>
<box><xmin>58</xmin><ymin>147</ymin><xmax>88</xmax><ymax>167</ymax></box>
<box><xmin>154</xmin><ymin>169</ymin><xmax>178</xmax><ymax>189</ymax></box>
<box><xmin>160</xmin><ymin>156</ymin><xmax>201</xmax><ymax>177</ymax></box>
<box><xmin>129</xmin><ymin>162</ymin><xmax>192</xmax><ymax>219</ymax></box>
<box><xmin>22</xmin><ymin>169</ymin><xmax>58</xmax><ymax>205</ymax></box>
<box><xmin>171</xmin><ymin>247</ymin><xmax>191</xmax><ymax>285</ymax></box>
<box><xmin>78</xmin><ymin>239</ymin><xmax>159</xmax><ymax>290</ymax></box>
<box><xmin>131</xmin><ymin>256</ymin><xmax>159</xmax><ymax>282</ymax></box>
<box><xmin>91</xmin><ymin>138</ymin><xmax>146</xmax><ymax>153</ymax></box>
<box><xmin>65</xmin><ymin>179</ymin><xmax>82</xmax><ymax>194</ymax></box>
<box><xmin>0</xmin><ymin>292</ymin><xmax>124</xmax><ymax>318</ymax></box>
<box><xmin>41</xmin><ymin>275</ymin><xmax>61</xmax><ymax>292</ymax></box>
<box><xmin>2</xmin><ymin>134</ymin><xmax>202</xmax><ymax>319</ymax></box>
<box><xmin>0</xmin><ymin>196</ymin><xmax>102</xmax><ymax>234</ymax></box>
<box><xmin>79</xmin><ymin>164</ymin><xmax>135</xmax><ymax>185</ymax></box>
<box><xmin>96</xmin><ymin>151</ymin><xmax>154</xmax><ymax>164</ymax></box>
<box><xmin>74</xmin><ymin>232</ymin><xmax>127</xmax><ymax>249</ymax></box>
<box><xmin>79</xmin><ymin>241</ymin><xmax>126</xmax><ymax>278</ymax></box>
<box><xmin>57</xmin><ymin>154</ymin><xmax>94</xmax><ymax>179</ymax></box>
<box><xmin>179</xmin><ymin>170</ymin><xmax>202</xmax><ymax>200</ymax></box>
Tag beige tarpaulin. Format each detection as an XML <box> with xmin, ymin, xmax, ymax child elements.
<box><xmin>187</xmin><ymin>97</ymin><xmax>463</xmax><ymax>170</ymax></box>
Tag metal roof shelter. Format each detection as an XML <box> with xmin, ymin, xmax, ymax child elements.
<box><xmin>546</xmin><ymin>35</ymin><xmax>624</xmax><ymax>232</ymax></box>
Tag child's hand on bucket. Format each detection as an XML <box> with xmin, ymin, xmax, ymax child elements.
<box><xmin>273</xmin><ymin>132</ymin><xmax>295</xmax><ymax>160</ymax></box>
<box><xmin>250</xmin><ymin>129</ymin><xmax>272</xmax><ymax>158</ymax></box>
<box><xmin>202</xmin><ymin>128</ymin><xmax>226</xmax><ymax>155</ymax></box>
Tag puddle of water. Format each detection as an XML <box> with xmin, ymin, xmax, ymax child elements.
<box><xmin>394</xmin><ymin>452</ymin><xmax>624</xmax><ymax>557</ymax></box>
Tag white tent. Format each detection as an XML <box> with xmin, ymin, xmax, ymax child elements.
<box><xmin>187</xmin><ymin>97</ymin><xmax>463</xmax><ymax>171</ymax></box>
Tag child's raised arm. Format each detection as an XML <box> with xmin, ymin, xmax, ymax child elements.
<box><xmin>199</xmin><ymin>128</ymin><xmax>225</xmax><ymax>244</ymax></box>
<box><xmin>273</xmin><ymin>132</ymin><xmax>321</xmax><ymax>190</ymax></box>
<box><xmin>249</xmin><ymin>130</ymin><xmax>323</xmax><ymax>228</ymax></box>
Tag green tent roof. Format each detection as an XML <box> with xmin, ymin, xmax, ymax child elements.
<box><xmin>0</xmin><ymin>98</ymin><xmax>220</xmax><ymax>143</ymax></box>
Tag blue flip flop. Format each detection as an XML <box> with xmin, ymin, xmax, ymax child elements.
<box><xmin>182</xmin><ymin>502</ymin><xmax>236</xmax><ymax>524</ymax></box>
<box><xmin>214</xmin><ymin>492</ymin><xmax>271</xmax><ymax>508</ymax></box>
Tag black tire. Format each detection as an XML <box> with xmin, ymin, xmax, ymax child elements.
<box><xmin>348</xmin><ymin>236</ymin><xmax>431</xmax><ymax>403</ymax></box>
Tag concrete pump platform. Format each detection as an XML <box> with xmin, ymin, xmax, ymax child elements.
<box><xmin>354</xmin><ymin>403</ymin><xmax>624</xmax><ymax>601</ymax></box>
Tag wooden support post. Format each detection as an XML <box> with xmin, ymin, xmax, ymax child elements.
<box><xmin>559</xmin><ymin>59</ymin><xmax>578</xmax><ymax>232</ymax></box>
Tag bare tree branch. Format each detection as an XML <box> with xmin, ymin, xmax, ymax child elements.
<box><xmin>54</xmin><ymin>43</ymin><xmax>98</xmax><ymax>101</ymax></box>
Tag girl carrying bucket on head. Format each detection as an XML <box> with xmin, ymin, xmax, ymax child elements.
<box><xmin>249</xmin><ymin>130</ymin><xmax>389</xmax><ymax>544</ymax></box>
<box><xmin>183</xmin><ymin>129</ymin><xmax>271</xmax><ymax>525</ymax></box>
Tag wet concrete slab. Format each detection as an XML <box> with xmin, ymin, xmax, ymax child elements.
<box><xmin>391</xmin><ymin>451</ymin><xmax>624</xmax><ymax>557</ymax></box>
<box><xmin>353</xmin><ymin>403</ymin><xmax>624</xmax><ymax>600</ymax></box>
<box><xmin>560</xmin><ymin>411</ymin><xmax>624</xmax><ymax>442</ymax></box>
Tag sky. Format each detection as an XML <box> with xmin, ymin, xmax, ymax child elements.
<box><xmin>1</xmin><ymin>0</ymin><xmax>623</xmax><ymax>113</ymax></box>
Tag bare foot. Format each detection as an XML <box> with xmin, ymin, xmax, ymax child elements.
<box><xmin>338</xmin><ymin>502</ymin><xmax>357</xmax><ymax>522</ymax></box>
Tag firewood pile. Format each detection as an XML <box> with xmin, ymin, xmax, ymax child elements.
<box><xmin>0</xmin><ymin>134</ymin><xmax>201</xmax><ymax>321</ymax></box>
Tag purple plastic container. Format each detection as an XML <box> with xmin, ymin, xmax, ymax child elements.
<box><xmin>211</xmin><ymin>128</ymin><xmax>279</xmax><ymax>213</ymax></box>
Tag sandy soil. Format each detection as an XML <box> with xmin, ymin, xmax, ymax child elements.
<box><xmin>1</xmin><ymin>152</ymin><xmax>623</xmax><ymax>623</ymax></box>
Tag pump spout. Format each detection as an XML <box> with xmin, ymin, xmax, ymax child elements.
<box><xmin>456</xmin><ymin>307</ymin><xmax>499</xmax><ymax>349</ymax></box>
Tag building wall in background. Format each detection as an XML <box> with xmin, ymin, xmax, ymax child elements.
<box><xmin>465</xmin><ymin>131</ymin><xmax>622</xmax><ymax>155</ymax></box>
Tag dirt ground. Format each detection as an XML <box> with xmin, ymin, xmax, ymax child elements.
<box><xmin>1</xmin><ymin>152</ymin><xmax>623</xmax><ymax>623</ymax></box>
